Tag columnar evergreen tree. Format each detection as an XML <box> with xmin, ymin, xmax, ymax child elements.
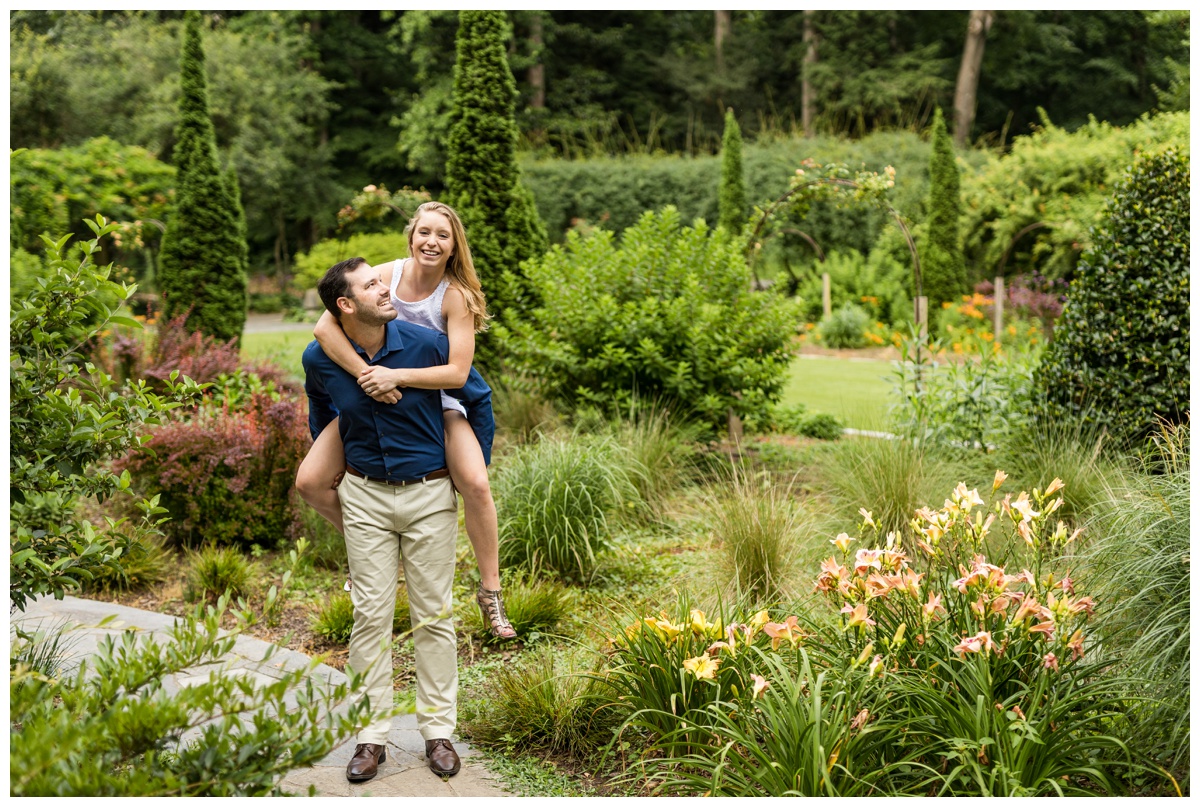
<box><xmin>717</xmin><ymin>108</ymin><xmax>746</xmax><ymax>234</ymax></box>
<box><xmin>158</xmin><ymin>10</ymin><xmax>248</xmax><ymax>343</ymax></box>
<box><xmin>444</xmin><ymin>9</ymin><xmax>547</xmax><ymax>344</ymax></box>
<box><xmin>920</xmin><ymin>107</ymin><xmax>967</xmax><ymax>308</ymax></box>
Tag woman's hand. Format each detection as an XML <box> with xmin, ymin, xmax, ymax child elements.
<box><xmin>358</xmin><ymin>366</ymin><xmax>407</xmax><ymax>399</ymax></box>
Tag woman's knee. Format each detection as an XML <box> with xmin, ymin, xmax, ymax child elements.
<box><xmin>295</xmin><ymin>461</ymin><xmax>331</xmax><ymax>501</ymax></box>
<box><xmin>454</xmin><ymin>470</ymin><xmax>492</xmax><ymax>504</ymax></box>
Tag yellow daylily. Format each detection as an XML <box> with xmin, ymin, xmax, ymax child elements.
<box><xmin>682</xmin><ymin>654</ymin><xmax>720</xmax><ymax>680</ymax></box>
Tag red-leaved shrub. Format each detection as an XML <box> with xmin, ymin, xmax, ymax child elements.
<box><xmin>116</xmin><ymin>393</ymin><xmax>311</xmax><ymax>548</ymax></box>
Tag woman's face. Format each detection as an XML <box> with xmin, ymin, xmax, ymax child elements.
<box><xmin>410</xmin><ymin>210</ymin><xmax>455</xmax><ymax>273</ymax></box>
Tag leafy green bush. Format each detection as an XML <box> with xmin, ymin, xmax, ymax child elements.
<box><xmin>85</xmin><ymin>534</ymin><xmax>172</xmax><ymax>594</ymax></box>
<box><xmin>10</xmin><ymin>218</ymin><xmax>203</xmax><ymax>612</ymax></box>
<box><xmin>184</xmin><ymin>544</ymin><xmax>255</xmax><ymax>604</ymax></box>
<box><xmin>11</xmin><ymin>598</ymin><xmax>368</xmax><ymax>796</ymax></box>
<box><xmin>489</xmin><ymin>376</ymin><xmax>561</xmax><ymax>446</ymax></box>
<box><xmin>462</xmin><ymin>575</ymin><xmax>572</xmax><ymax>643</ymax></box>
<box><xmin>1034</xmin><ymin>148</ymin><xmax>1190</xmax><ymax>445</ymax></box>
<box><xmin>494</xmin><ymin>434</ymin><xmax>641</xmax><ymax>582</ymax></box>
<box><xmin>495</xmin><ymin>207</ymin><xmax>801</xmax><ymax>433</ymax></box>
<box><xmin>795</xmin><ymin>249</ymin><xmax>912</xmax><ymax>328</ymax></box>
<box><xmin>891</xmin><ymin>330</ymin><xmax>1041</xmax><ymax>452</ymax></box>
<box><xmin>960</xmin><ymin>111</ymin><xmax>1189</xmax><ymax>282</ymax></box>
<box><xmin>291</xmin><ymin>231</ymin><xmax>412</xmax><ymax>292</ymax></box>
<box><xmin>818</xmin><ymin>302</ymin><xmax>870</xmax><ymax>349</ymax></box>
<box><xmin>796</xmin><ymin>412</ymin><xmax>844</xmax><ymax>441</ymax></box>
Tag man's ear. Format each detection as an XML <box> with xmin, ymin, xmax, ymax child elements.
<box><xmin>337</xmin><ymin>295</ymin><xmax>355</xmax><ymax>318</ymax></box>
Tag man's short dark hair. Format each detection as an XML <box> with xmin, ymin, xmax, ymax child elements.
<box><xmin>317</xmin><ymin>257</ymin><xmax>369</xmax><ymax>319</ymax></box>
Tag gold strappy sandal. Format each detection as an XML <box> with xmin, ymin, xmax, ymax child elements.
<box><xmin>476</xmin><ymin>584</ymin><xmax>517</xmax><ymax>641</ymax></box>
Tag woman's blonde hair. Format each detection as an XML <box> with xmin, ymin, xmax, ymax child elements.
<box><xmin>405</xmin><ymin>201</ymin><xmax>491</xmax><ymax>333</ymax></box>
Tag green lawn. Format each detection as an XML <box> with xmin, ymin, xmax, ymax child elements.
<box><xmin>241</xmin><ymin>330</ymin><xmax>312</xmax><ymax>381</ymax></box>
<box><xmin>781</xmin><ymin>356</ymin><xmax>897</xmax><ymax>431</ymax></box>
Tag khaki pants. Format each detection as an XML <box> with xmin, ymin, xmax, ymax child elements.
<box><xmin>338</xmin><ymin>473</ymin><xmax>458</xmax><ymax>744</ymax></box>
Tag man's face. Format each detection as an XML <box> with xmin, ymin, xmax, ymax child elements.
<box><xmin>342</xmin><ymin>262</ymin><xmax>398</xmax><ymax>326</ymax></box>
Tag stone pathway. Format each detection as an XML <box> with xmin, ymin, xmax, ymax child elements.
<box><xmin>12</xmin><ymin>595</ymin><xmax>510</xmax><ymax>798</ymax></box>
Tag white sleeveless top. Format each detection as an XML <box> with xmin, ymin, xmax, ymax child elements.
<box><xmin>390</xmin><ymin>258</ymin><xmax>466</xmax><ymax>416</ymax></box>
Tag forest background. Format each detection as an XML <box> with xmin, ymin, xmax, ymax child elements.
<box><xmin>9</xmin><ymin>9</ymin><xmax>1189</xmax><ymax>284</ymax></box>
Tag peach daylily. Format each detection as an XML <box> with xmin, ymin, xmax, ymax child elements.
<box><xmin>993</xmin><ymin>469</ymin><xmax>1008</xmax><ymax>491</ymax></box>
<box><xmin>1067</xmin><ymin>629</ymin><xmax>1085</xmax><ymax>661</ymax></box>
<box><xmin>952</xmin><ymin>631</ymin><xmax>996</xmax><ymax>656</ymax></box>
<box><xmin>1067</xmin><ymin>596</ymin><xmax>1095</xmax><ymax>616</ymax></box>
<box><xmin>853</xmin><ymin>548</ymin><xmax>883</xmax><ymax>575</ymax></box>
<box><xmin>864</xmin><ymin>572</ymin><xmax>893</xmax><ymax>599</ymax></box>
<box><xmin>763</xmin><ymin>615</ymin><xmax>803</xmax><ymax>649</ymax></box>
<box><xmin>1016</xmin><ymin>519</ymin><xmax>1034</xmax><ymax>546</ymax></box>
<box><xmin>922</xmin><ymin>592</ymin><xmax>946</xmax><ymax>621</ymax></box>
<box><xmin>750</xmin><ymin>674</ymin><xmax>770</xmax><ymax>699</ymax></box>
<box><xmin>1044</xmin><ymin>477</ymin><xmax>1065</xmax><ymax>496</ymax></box>
<box><xmin>955</xmin><ymin>482</ymin><xmax>985</xmax><ymax>510</ymax></box>
<box><xmin>1011</xmin><ymin>491</ymin><xmax>1040</xmax><ymax>522</ymax></box>
<box><xmin>841</xmin><ymin>602</ymin><xmax>876</xmax><ymax>629</ymax></box>
<box><xmin>831</xmin><ymin>532</ymin><xmax>854</xmax><ymax>553</ymax></box>
<box><xmin>858</xmin><ymin>508</ymin><xmax>876</xmax><ymax>530</ymax></box>
<box><xmin>1012</xmin><ymin>595</ymin><xmax>1045</xmax><ymax>624</ymax></box>
<box><xmin>682</xmin><ymin>654</ymin><xmax>721</xmax><ymax>680</ymax></box>
<box><xmin>1029</xmin><ymin>619</ymin><xmax>1056</xmax><ymax>639</ymax></box>
<box><xmin>1043</xmin><ymin>652</ymin><xmax>1060</xmax><ymax>671</ymax></box>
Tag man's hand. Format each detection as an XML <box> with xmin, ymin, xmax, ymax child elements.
<box><xmin>359</xmin><ymin>366</ymin><xmax>404</xmax><ymax>401</ymax></box>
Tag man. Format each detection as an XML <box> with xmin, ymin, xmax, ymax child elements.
<box><xmin>303</xmin><ymin>257</ymin><xmax>488</xmax><ymax>782</ymax></box>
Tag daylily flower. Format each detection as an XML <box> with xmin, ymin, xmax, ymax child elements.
<box><xmin>1011</xmin><ymin>492</ymin><xmax>1040</xmax><ymax>522</ymax></box>
<box><xmin>1029</xmin><ymin>619</ymin><xmax>1056</xmax><ymax>638</ymax></box>
<box><xmin>750</xmin><ymin>674</ymin><xmax>770</xmax><ymax>699</ymax></box>
<box><xmin>841</xmin><ymin>602</ymin><xmax>876</xmax><ymax>629</ymax></box>
<box><xmin>990</xmin><ymin>596</ymin><xmax>1011</xmax><ymax>616</ymax></box>
<box><xmin>764</xmin><ymin>615</ymin><xmax>804</xmax><ymax>649</ymax></box>
<box><xmin>854</xmin><ymin>549</ymin><xmax>883</xmax><ymax>575</ymax></box>
<box><xmin>1012</xmin><ymin>595</ymin><xmax>1044</xmax><ymax>624</ymax></box>
<box><xmin>970</xmin><ymin>595</ymin><xmax>988</xmax><ymax>621</ymax></box>
<box><xmin>1011</xmin><ymin>704</ymin><xmax>1026</xmax><ymax>720</ymax></box>
<box><xmin>922</xmin><ymin>592</ymin><xmax>946</xmax><ymax>621</ymax></box>
<box><xmin>1044</xmin><ymin>477</ymin><xmax>1065</xmax><ymax>496</ymax></box>
<box><xmin>914</xmin><ymin>506</ymin><xmax>940</xmax><ymax>525</ymax></box>
<box><xmin>1043</xmin><ymin>652</ymin><xmax>1060</xmax><ymax>671</ymax></box>
<box><xmin>858</xmin><ymin>508</ymin><xmax>876</xmax><ymax>529</ymax></box>
<box><xmin>955</xmin><ymin>482</ymin><xmax>985</xmax><ymax>510</ymax></box>
<box><xmin>645</xmin><ymin>614</ymin><xmax>684</xmax><ymax>643</ymax></box>
<box><xmin>689</xmin><ymin>609</ymin><xmax>715</xmax><ymax>636</ymax></box>
<box><xmin>993</xmin><ymin>469</ymin><xmax>1008</xmax><ymax>491</ymax></box>
<box><xmin>831</xmin><ymin>532</ymin><xmax>854</xmax><ymax>553</ymax></box>
<box><xmin>1016</xmin><ymin>519</ymin><xmax>1034</xmax><ymax>546</ymax></box>
<box><xmin>1044</xmin><ymin>497</ymin><xmax>1064</xmax><ymax>516</ymax></box>
<box><xmin>1067</xmin><ymin>596</ymin><xmax>1095</xmax><ymax>616</ymax></box>
<box><xmin>898</xmin><ymin>568</ymin><xmax>924</xmax><ymax>600</ymax></box>
<box><xmin>749</xmin><ymin>610</ymin><xmax>770</xmax><ymax>631</ymax></box>
<box><xmin>1067</xmin><ymin>629</ymin><xmax>1085</xmax><ymax>660</ymax></box>
<box><xmin>864</xmin><ymin>572</ymin><xmax>893</xmax><ymax>599</ymax></box>
<box><xmin>952</xmin><ymin>631</ymin><xmax>996</xmax><ymax>655</ymax></box>
<box><xmin>868</xmin><ymin>654</ymin><xmax>885</xmax><ymax>677</ymax></box>
<box><xmin>682</xmin><ymin>654</ymin><xmax>720</xmax><ymax>680</ymax></box>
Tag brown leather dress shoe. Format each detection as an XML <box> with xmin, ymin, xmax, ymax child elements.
<box><xmin>425</xmin><ymin>738</ymin><xmax>461</xmax><ymax>777</ymax></box>
<box><xmin>346</xmin><ymin>743</ymin><xmax>386</xmax><ymax>782</ymax></box>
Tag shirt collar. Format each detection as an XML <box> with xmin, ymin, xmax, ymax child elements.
<box><xmin>350</xmin><ymin>319</ymin><xmax>405</xmax><ymax>362</ymax></box>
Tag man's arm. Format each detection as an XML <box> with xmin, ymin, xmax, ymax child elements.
<box><xmin>302</xmin><ymin>343</ymin><xmax>339</xmax><ymax>441</ymax></box>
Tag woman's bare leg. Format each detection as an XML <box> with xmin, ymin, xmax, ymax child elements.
<box><xmin>444</xmin><ymin>412</ymin><xmax>501</xmax><ymax>590</ymax></box>
<box><xmin>295</xmin><ymin>418</ymin><xmax>346</xmax><ymax>535</ymax></box>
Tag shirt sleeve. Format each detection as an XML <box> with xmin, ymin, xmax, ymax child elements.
<box><xmin>302</xmin><ymin>343</ymin><xmax>338</xmax><ymax>441</ymax></box>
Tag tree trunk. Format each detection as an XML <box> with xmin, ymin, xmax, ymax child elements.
<box><xmin>528</xmin><ymin>12</ymin><xmax>545</xmax><ymax>108</ymax></box>
<box><xmin>953</xmin><ymin>10</ymin><xmax>995</xmax><ymax>148</ymax></box>
<box><xmin>802</xmin><ymin>11</ymin><xmax>818</xmax><ymax>137</ymax></box>
<box><xmin>714</xmin><ymin>10</ymin><xmax>732</xmax><ymax>72</ymax></box>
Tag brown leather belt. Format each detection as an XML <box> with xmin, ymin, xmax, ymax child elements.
<box><xmin>344</xmin><ymin>466</ymin><xmax>450</xmax><ymax>487</ymax></box>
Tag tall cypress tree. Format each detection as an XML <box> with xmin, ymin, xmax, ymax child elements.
<box><xmin>920</xmin><ymin>107</ymin><xmax>967</xmax><ymax>309</ymax></box>
<box><xmin>158</xmin><ymin>10</ymin><xmax>247</xmax><ymax>343</ymax></box>
<box><xmin>444</xmin><ymin>10</ymin><xmax>547</xmax><ymax>340</ymax></box>
<box><xmin>717</xmin><ymin>108</ymin><xmax>746</xmax><ymax>234</ymax></box>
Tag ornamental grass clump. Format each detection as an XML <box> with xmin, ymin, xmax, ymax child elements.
<box><xmin>495</xmin><ymin>434</ymin><xmax>641</xmax><ymax>582</ymax></box>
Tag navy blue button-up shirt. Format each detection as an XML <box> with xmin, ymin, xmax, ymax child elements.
<box><xmin>303</xmin><ymin>318</ymin><xmax>494</xmax><ymax>482</ymax></box>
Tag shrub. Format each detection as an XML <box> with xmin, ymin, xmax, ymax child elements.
<box><xmin>117</xmin><ymin>394</ymin><xmax>311</xmax><ymax>549</ymax></box>
<box><xmin>85</xmin><ymin>534</ymin><xmax>172</xmax><ymax>594</ymax></box>
<box><xmin>461</xmin><ymin>575</ymin><xmax>572</xmax><ymax>643</ymax></box>
<box><xmin>960</xmin><ymin>110</ymin><xmax>1189</xmax><ymax>282</ymax></box>
<box><xmin>184</xmin><ymin>544</ymin><xmax>255</xmax><ymax>604</ymax></box>
<box><xmin>10</xmin><ymin>217</ymin><xmax>203</xmax><ymax>612</ymax></box>
<box><xmin>311</xmin><ymin>593</ymin><xmax>356</xmax><ymax>644</ymax></box>
<box><xmin>1034</xmin><ymin>148</ymin><xmax>1190</xmax><ymax>446</ymax></box>
<box><xmin>891</xmin><ymin>329</ymin><xmax>1041</xmax><ymax>452</ymax></box>
<box><xmin>797</xmin><ymin>412</ymin><xmax>844</xmax><ymax>441</ymax></box>
<box><xmin>795</xmin><ymin>249</ymin><xmax>912</xmax><ymax>329</ymax></box>
<box><xmin>818</xmin><ymin>303</ymin><xmax>870</xmax><ymax>349</ymax></box>
<box><xmin>602</xmin><ymin>402</ymin><xmax>704</xmax><ymax>522</ymax></box>
<box><xmin>495</xmin><ymin>434</ymin><xmax>641</xmax><ymax>582</ymax></box>
<box><xmin>465</xmin><ymin>644</ymin><xmax>614</xmax><ymax>756</ymax></box>
<box><xmin>494</xmin><ymin>207</ymin><xmax>802</xmax><ymax>433</ymax></box>
<box><xmin>490</xmin><ymin>376</ymin><xmax>561</xmax><ymax>446</ymax></box>
<box><xmin>10</xmin><ymin>599</ymin><xmax>369</xmax><ymax>796</ymax></box>
<box><xmin>290</xmin><ymin>231</ymin><xmax>412</xmax><ymax>293</ymax></box>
